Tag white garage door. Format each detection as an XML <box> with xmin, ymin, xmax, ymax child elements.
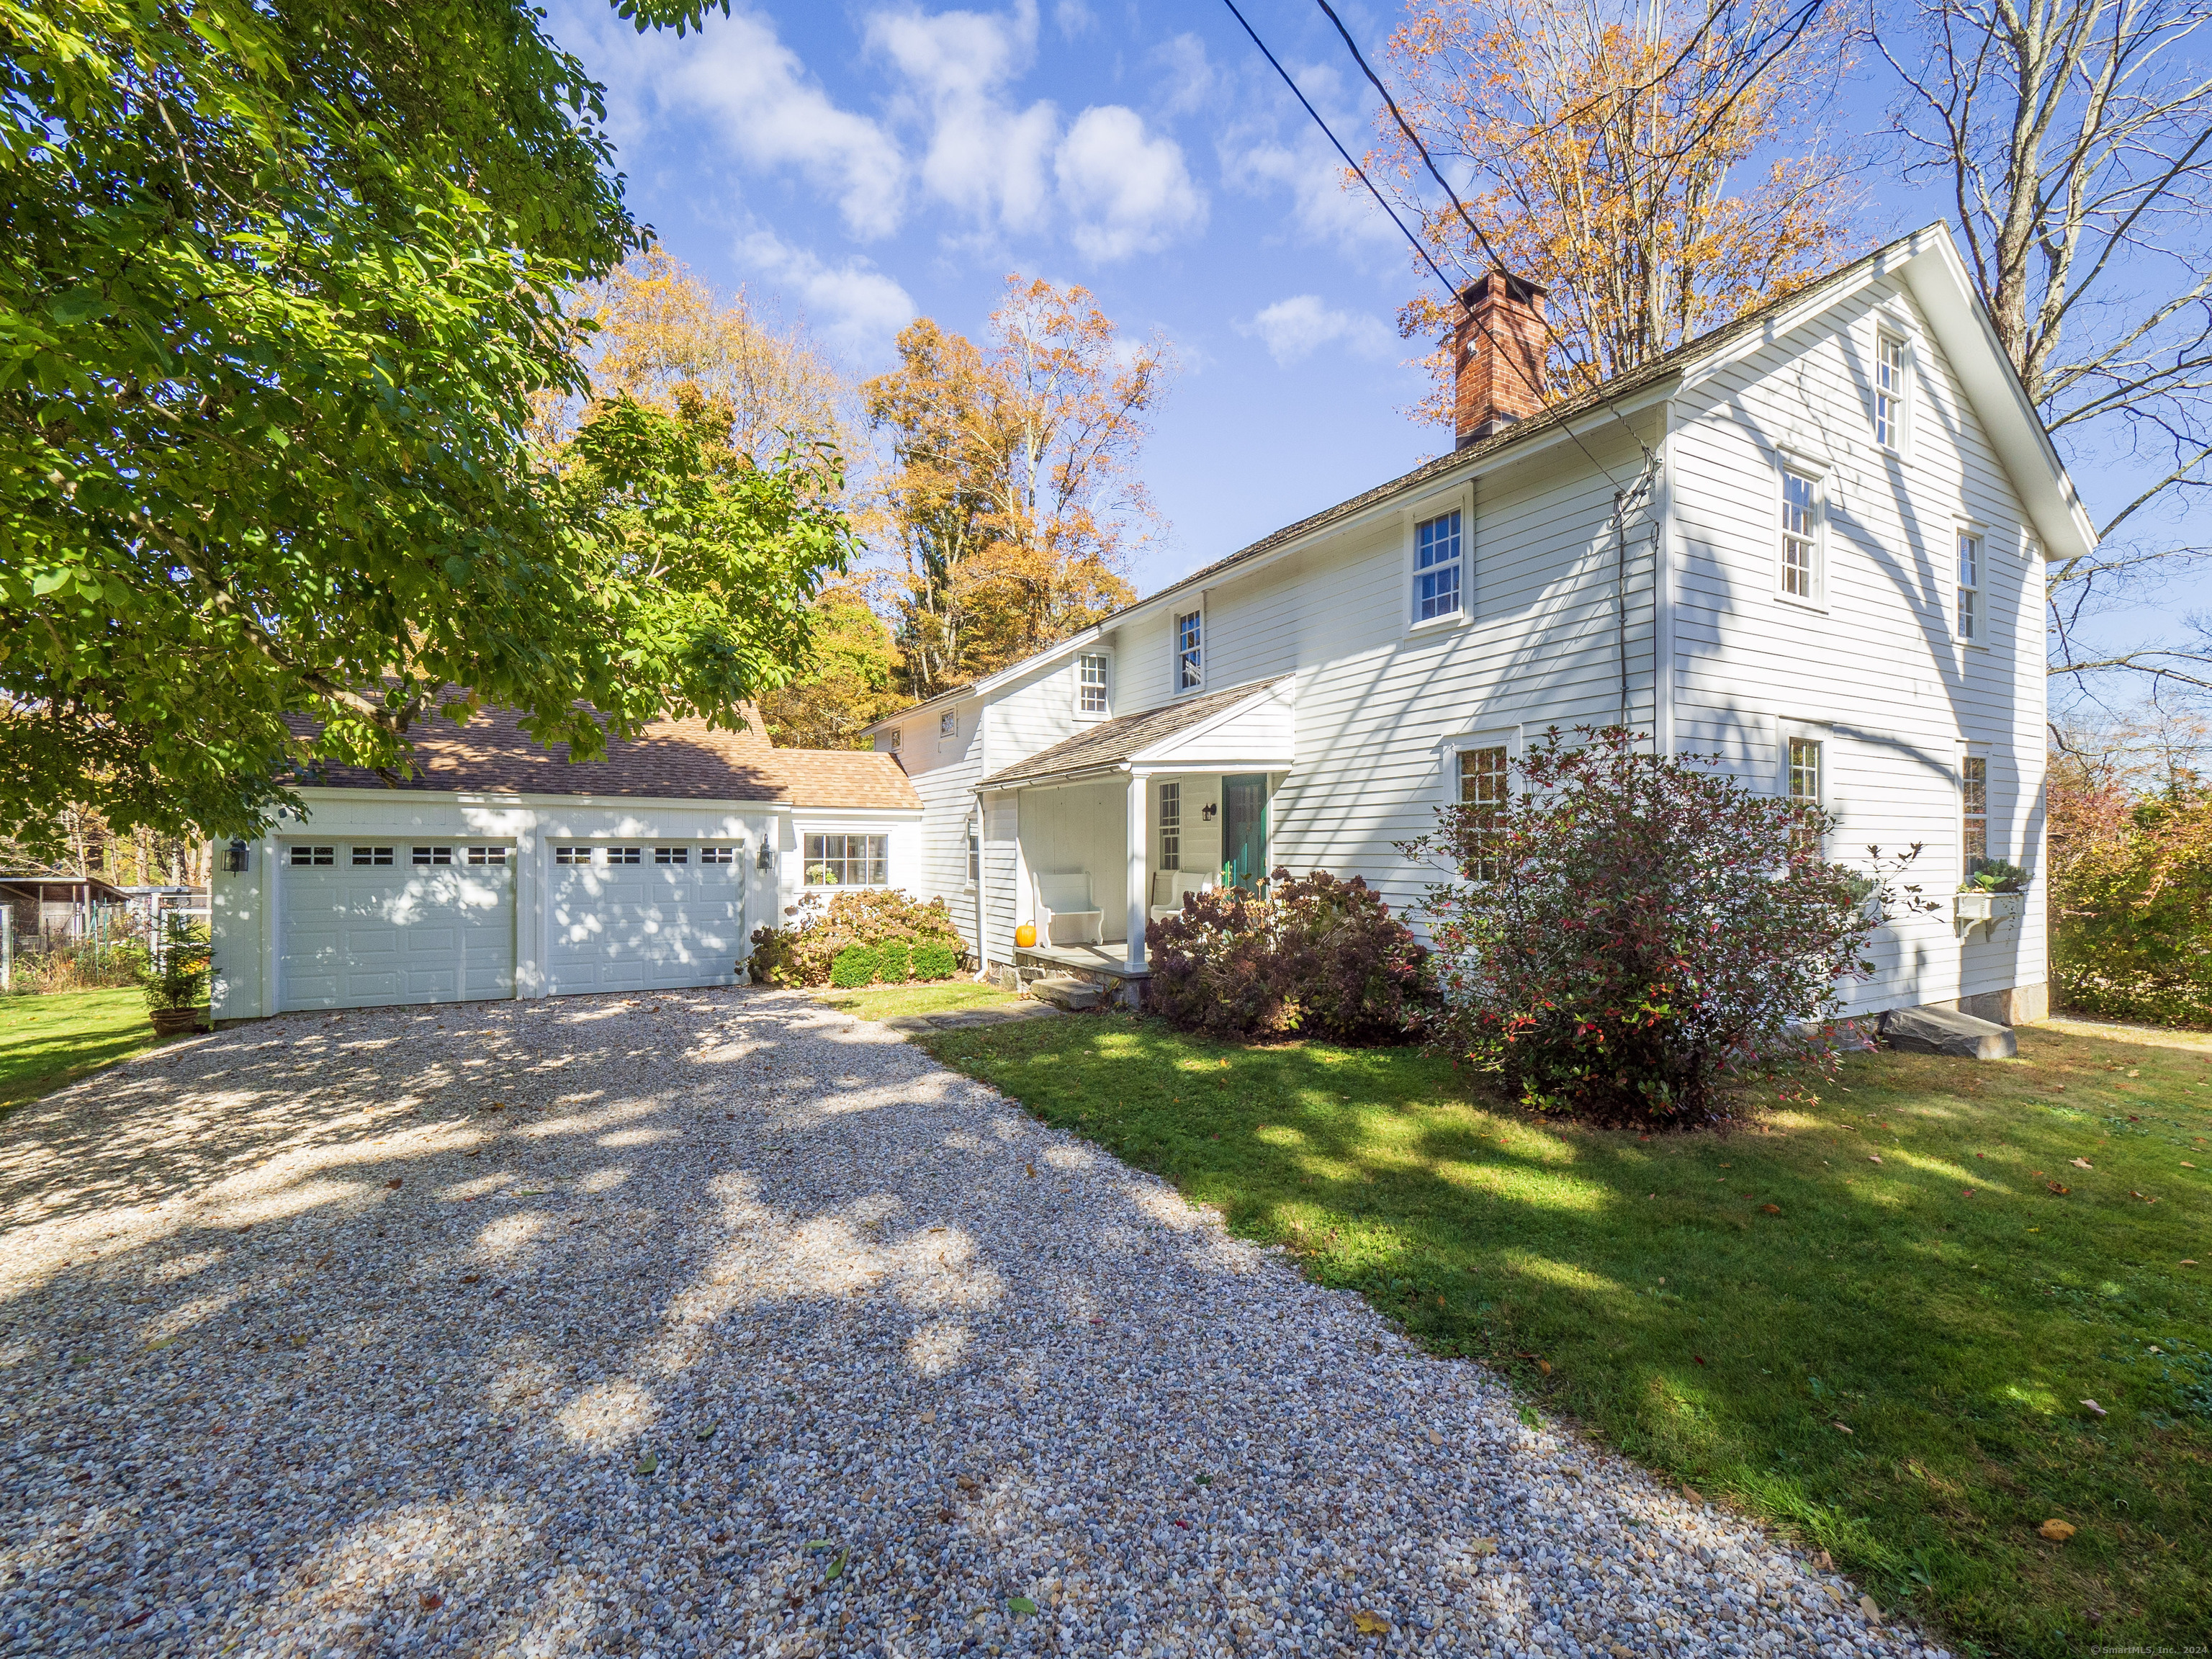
<box><xmin>547</xmin><ymin>842</ymin><xmax>746</xmax><ymax>994</ymax></box>
<box><xmin>279</xmin><ymin>842</ymin><xmax>516</xmax><ymax>1011</ymax></box>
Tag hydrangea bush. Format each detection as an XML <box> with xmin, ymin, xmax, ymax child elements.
<box><xmin>1400</xmin><ymin>727</ymin><xmax>1929</xmax><ymax>1127</ymax></box>
<box><xmin>749</xmin><ymin>889</ymin><xmax>966</xmax><ymax>988</ymax></box>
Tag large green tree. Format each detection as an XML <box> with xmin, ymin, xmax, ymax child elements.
<box><xmin>0</xmin><ymin>0</ymin><xmax>849</xmax><ymax>856</ymax></box>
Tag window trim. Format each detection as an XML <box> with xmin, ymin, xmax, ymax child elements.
<box><xmin>1954</xmin><ymin>522</ymin><xmax>1986</xmax><ymax>647</ymax></box>
<box><xmin>801</xmin><ymin>830</ymin><xmax>891</xmax><ymax>889</ymax></box>
<box><xmin>966</xmin><ymin>816</ymin><xmax>980</xmax><ymax>887</ymax></box>
<box><xmin>1405</xmin><ymin>490</ymin><xmax>1472</xmax><ymax>632</ymax></box>
<box><xmin>938</xmin><ymin>709</ymin><xmax>958</xmax><ymax>744</ymax></box>
<box><xmin>1773</xmin><ymin>457</ymin><xmax>1828</xmax><ymax>611</ymax></box>
<box><xmin>1157</xmin><ymin>778</ymin><xmax>1182</xmax><ymax>872</ymax></box>
<box><xmin>879</xmin><ymin>726</ymin><xmax>902</xmax><ymax>753</ymax></box>
<box><xmin>1872</xmin><ymin>328</ymin><xmax>1911</xmax><ymax>456</ymax></box>
<box><xmin>1438</xmin><ymin>724</ymin><xmax>1524</xmax><ymax>808</ymax></box>
<box><xmin>1075</xmin><ymin>650</ymin><xmax>1112</xmax><ymax>721</ymax></box>
<box><xmin>1959</xmin><ymin>746</ymin><xmax>1992</xmax><ymax>881</ymax></box>
<box><xmin>1173</xmin><ymin>602</ymin><xmax>1205</xmax><ymax>694</ymax></box>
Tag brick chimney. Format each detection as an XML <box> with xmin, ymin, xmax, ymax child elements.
<box><xmin>1452</xmin><ymin>271</ymin><xmax>1549</xmax><ymax>449</ymax></box>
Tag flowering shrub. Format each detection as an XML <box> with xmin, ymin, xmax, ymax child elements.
<box><xmin>750</xmin><ymin>889</ymin><xmax>965</xmax><ymax>988</ymax></box>
<box><xmin>2050</xmin><ymin>778</ymin><xmax>2212</xmax><ymax>1025</ymax></box>
<box><xmin>1145</xmin><ymin>869</ymin><xmax>1434</xmax><ymax>1043</ymax></box>
<box><xmin>1401</xmin><ymin>727</ymin><xmax>1927</xmax><ymax>1127</ymax></box>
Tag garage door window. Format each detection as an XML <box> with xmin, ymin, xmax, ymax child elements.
<box><xmin>609</xmin><ymin>846</ymin><xmax>642</xmax><ymax>866</ymax></box>
<box><xmin>555</xmin><ymin>845</ymin><xmax>588</xmax><ymax>865</ymax></box>
<box><xmin>351</xmin><ymin>846</ymin><xmax>394</xmax><ymax>866</ymax></box>
<box><xmin>290</xmin><ymin>846</ymin><xmax>335</xmax><ymax>866</ymax></box>
<box><xmin>701</xmin><ymin>845</ymin><xmax>737</xmax><ymax>865</ymax></box>
<box><xmin>804</xmin><ymin>834</ymin><xmax>888</xmax><ymax>886</ymax></box>
<box><xmin>412</xmin><ymin>846</ymin><xmax>453</xmax><ymax>866</ymax></box>
<box><xmin>467</xmin><ymin>845</ymin><xmax>508</xmax><ymax>866</ymax></box>
<box><xmin>655</xmin><ymin>846</ymin><xmax>688</xmax><ymax>865</ymax></box>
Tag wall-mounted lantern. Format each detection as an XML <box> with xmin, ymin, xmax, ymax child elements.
<box><xmin>224</xmin><ymin>840</ymin><xmax>251</xmax><ymax>873</ymax></box>
<box><xmin>756</xmin><ymin>838</ymin><xmax>774</xmax><ymax>871</ymax></box>
<box><xmin>1201</xmin><ymin>802</ymin><xmax>1218</xmax><ymax>822</ymax></box>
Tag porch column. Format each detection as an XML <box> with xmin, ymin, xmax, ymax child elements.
<box><xmin>1125</xmin><ymin>768</ymin><xmax>1148</xmax><ymax>972</ymax></box>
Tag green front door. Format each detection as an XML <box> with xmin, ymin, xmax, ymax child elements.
<box><xmin>1222</xmin><ymin>774</ymin><xmax>1268</xmax><ymax>891</ymax></box>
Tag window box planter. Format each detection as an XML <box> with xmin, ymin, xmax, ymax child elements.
<box><xmin>1954</xmin><ymin>891</ymin><xmax>2023</xmax><ymax>941</ymax></box>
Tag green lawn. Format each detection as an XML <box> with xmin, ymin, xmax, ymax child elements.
<box><xmin>811</xmin><ymin>979</ymin><xmax>1023</xmax><ymax>1023</ymax></box>
<box><xmin>0</xmin><ymin>987</ymin><xmax>158</xmax><ymax>1116</ymax></box>
<box><xmin>920</xmin><ymin>1012</ymin><xmax>2212</xmax><ymax>1655</ymax></box>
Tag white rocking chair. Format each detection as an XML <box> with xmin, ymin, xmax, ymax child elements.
<box><xmin>1033</xmin><ymin>871</ymin><xmax>1105</xmax><ymax>946</ymax></box>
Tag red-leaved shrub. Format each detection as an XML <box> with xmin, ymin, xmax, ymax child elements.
<box><xmin>1401</xmin><ymin>727</ymin><xmax>1928</xmax><ymax>1127</ymax></box>
<box><xmin>1145</xmin><ymin>869</ymin><xmax>1433</xmax><ymax>1043</ymax></box>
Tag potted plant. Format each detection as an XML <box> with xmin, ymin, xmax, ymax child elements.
<box><xmin>139</xmin><ymin>914</ymin><xmax>214</xmax><ymax>1035</ymax></box>
<box><xmin>1955</xmin><ymin>860</ymin><xmax>2029</xmax><ymax>938</ymax></box>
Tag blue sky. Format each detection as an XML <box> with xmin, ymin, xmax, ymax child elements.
<box><xmin>543</xmin><ymin>0</ymin><xmax>2174</xmax><ymax>669</ymax></box>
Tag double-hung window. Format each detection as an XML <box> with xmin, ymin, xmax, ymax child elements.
<box><xmin>1780</xmin><ymin>470</ymin><xmax>1820</xmax><ymax>602</ymax></box>
<box><xmin>1874</xmin><ymin>335</ymin><xmax>1907</xmax><ymax>451</ymax></box>
<box><xmin>1414</xmin><ymin>509</ymin><xmax>1464</xmax><ymax>622</ymax></box>
<box><xmin>1956</xmin><ymin>531</ymin><xmax>1982</xmax><ymax>642</ymax></box>
<box><xmin>1175</xmin><ymin>609</ymin><xmax>1203</xmax><ymax>691</ymax></box>
<box><xmin>1787</xmin><ymin>737</ymin><xmax>1823</xmax><ymax>853</ymax></box>
<box><xmin>1961</xmin><ymin>757</ymin><xmax>1988</xmax><ymax>876</ymax></box>
<box><xmin>1078</xmin><ymin>652</ymin><xmax>1110</xmax><ymax>716</ymax></box>
<box><xmin>967</xmin><ymin>818</ymin><xmax>981</xmax><ymax>885</ymax></box>
<box><xmin>1159</xmin><ymin>781</ymin><xmax>1182</xmax><ymax>871</ymax></box>
<box><xmin>804</xmin><ymin>833</ymin><xmax>888</xmax><ymax>886</ymax></box>
<box><xmin>1457</xmin><ymin>746</ymin><xmax>1510</xmax><ymax>881</ymax></box>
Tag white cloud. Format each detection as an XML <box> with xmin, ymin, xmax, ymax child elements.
<box><xmin>867</xmin><ymin>2</ymin><xmax>1058</xmax><ymax>233</ymax></box>
<box><xmin>736</xmin><ymin>231</ymin><xmax>918</xmax><ymax>358</ymax></box>
<box><xmin>1237</xmin><ymin>295</ymin><xmax>1395</xmax><ymax>366</ymax></box>
<box><xmin>1218</xmin><ymin>60</ymin><xmax>1400</xmax><ymax>261</ymax></box>
<box><xmin>558</xmin><ymin>4</ymin><xmax>908</xmax><ymax>240</ymax></box>
<box><xmin>1053</xmin><ymin>0</ymin><xmax>1095</xmax><ymax>35</ymax></box>
<box><xmin>1148</xmin><ymin>33</ymin><xmax>1215</xmax><ymax>119</ymax></box>
<box><xmin>1055</xmin><ymin>105</ymin><xmax>1206</xmax><ymax>261</ymax></box>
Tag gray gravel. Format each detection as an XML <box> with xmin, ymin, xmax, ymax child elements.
<box><xmin>0</xmin><ymin>987</ymin><xmax>1943</xmax><ymax>1658</ymax></box>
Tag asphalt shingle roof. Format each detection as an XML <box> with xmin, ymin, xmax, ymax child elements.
<box><xmin>286</xmin><ymin>705</ymin><xmax>920</xmax><ymax>811</ymax></box>
<box><xmin>980</xmin><ymin>678</ymin><xmax>1288</xmax><ymax>788</ymax></box>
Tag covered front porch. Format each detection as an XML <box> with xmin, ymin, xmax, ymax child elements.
<box><xmin>976</xmin><ymin>678</ymin><xmax>1294</xmax><ymax>984</ymax></box>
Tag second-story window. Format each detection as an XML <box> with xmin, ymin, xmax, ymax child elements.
<box><xmin>939</xmin><ymin>709</ymin><xmax>957</xmax><ymax>740</ymax></box>
<box><xmin>1961</xmin><ymin>756</ymin><xmax>1988</xmax><ymax>876</ymax></box>
<box><xmin>1874</xmin><ymin>334</ymin><xmax>1907</xmax><ymax>450</ymax></box>
<box><xmin>1078</xmin><ymin>652</ymin><xmax>1110</xmax><ymax>716</ymax></box>
<box><xmin>1780</xmin><ymin>471</ymin><xmax>1820</xmax><ymax>601</ymax></box>
<box><xmin>1176</xmin><ymin>608</ymin><xmax>1203</xmax><ymax>691</ymax></box>
<box><xmin>1414</xmin><ymin>509</ymin><xmax>1463</xmax><ymax>621</ymax></box>
<box><xmin>1956</xmin><ymin>530</ymin><xmax>1982</xmax><ymax>642</ymax></box>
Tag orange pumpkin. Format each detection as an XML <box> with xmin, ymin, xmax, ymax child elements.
<box><xmin>1015</xmin><ymin>922</ymin><xmax>1038</xmax><ymax>949</ymax></box>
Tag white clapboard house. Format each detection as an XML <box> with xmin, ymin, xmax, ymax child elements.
<box><xmin>209</xmin><ymin>707</ymin><xmax>921</xmax><ymax>1017</ymax></box>
<box><xmin>867</xmin><ymin>225</ymin><xmax>2091</xmax><ymax>1025</ymax></box>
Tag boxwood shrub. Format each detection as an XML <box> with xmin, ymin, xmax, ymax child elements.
<box><xmin>750</xmin><ymin>889</ymin><xmax>966</xmax><ymax>988</ymax></box>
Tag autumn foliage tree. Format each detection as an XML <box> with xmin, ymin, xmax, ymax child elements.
<box><xmin>1377</xmin><ymin>0</ymin><xmax>1855</xmax><ymax>420</ymax></box>
<box><xmin>865</xmin><ymin>277</ymin><xmax>1174</xmax><ymax>696</ymax></box>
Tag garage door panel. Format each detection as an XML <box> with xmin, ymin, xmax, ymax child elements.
<box><xmin>279</xmin><ymin>853</ymin><xmax>514</xmax><ymax>1011</ymax></box>
<box><xmin>547</xmin><ymin>856</ymin><xmax>744</xmax><ymax>994</ymax></box>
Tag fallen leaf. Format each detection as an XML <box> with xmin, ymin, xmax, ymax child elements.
<box><xmin>2131</xmin><ymin>1190</ymin><xmax>2160</xmax><ymax>1203</ymax></box>
<box><xmin>1761</xmin><ymin>1202</ymin><xmax>1781</xmax><ymax>1215</ymax></box>
<box><xmin>1352</xmin><ymin>1611</ymin><xmax>1391</xmax><ymax>1635</ymax></box>
<box><xmin>920</xmin><ymin>1409</ymin><xmax>936</xmax><ymax>1424</ymax></box>
<box><xmin>1962</xmin><ymin>1188</ymin><xmax>1974</xmax><ymax>1197</ymax></box>
<box><xmin>1682</xmin><ymin>1485</ymin><xmax>1702</xmax><ymax>1503</ymax></box>
<box><xmin>2080</xmin><ymin>1399</ymin><xmax>2107</xmax><ymax>1417</ymax></box>
<box><xmin>459</xmin><ymin>1274</ymin><xmax>481</xmax><ymax>1285</ymax></box>
<box><xmin>2183</xmin><ymin>1161</ymin><xmax>2198</xmax><ymax>1168</ymax></box>
<box><xmin>1428</xmin><ymin>1429</ymin><xmax>1442</xmax><ymax>1447</ymax></box>
<box><xmin>2038</xmin><ymin>1518</ymin><xmax>2077</xmax><ymax>1542</ymax></box>
<box><xmin>313</xmin><ymin>1251</ymin><xmax>333</xmax><ymax>1270</ymax></box>
<box><xmin>1468</xmin><ymin>1538</ymin><xmax>1497</xmax><ymax>1556</ymax></box>
<box><xmin>1833</xmin><ymin>1421</ymin><xmax>1853</xmax><ymax>1434</ymax></box>
<box><xmin>1694</xmin><ymin>1354</ymin><xmax>1707</xmax><ymax>1365</ymax></box>
<box><xmin>2048</xmin><ymin>1182</ymin><xmax>2071</xmax><ymax>1195</ymax></box>
<box><xmin>1005</xmin><ymin>1595</ymin><xmax>1038</xmax><ymax>1616</ymax></box>
<box><xmin>418</xmin><ymin>1593</ymin><xmax>444</xmax><ymax>1612</ymax></box>
<box><xmin>827</xmin><ymin>1551</ymin><xmax>848</xmax><ymax>1581</ymax></box>
<box><xmin>1858</xmin><ymin>1593</ymin><xmax>1882</xmax><ymax>1622</ymax></box>
<box><xmin>2182</xmin><ymin>1259</ymin><xmax>2199</xmax><ymax>1267</ymax></box>
<box><xmin>1537</xmin><ymin>1359</ymin><xmax>1552</xmax><ymax>1376</ymax></box>
<box><xmin>1867</xmin><ymin>1154</ymin><xmax>1882</xmax><ymax>1164</ymax></box>
<box><xmin>2071</xmin><ymin>1158</ymin><xmax>2093</xmax><ymax>1169</ymax></box>
<box><xmin>1812</xmin><ymin>1550</ymin><xmax>1833</xmax><ymax>1570</ymax></box>
<box><xmin>696</xmin><ymin>1423</ymin><xmax>717</xmax><ymax>1441</ymax></box>
<box><xmin>634</xmin><ymin>1452</ymin><xmax>658</xmax><ymax>1475</ymax></box>
<box><xmin>384</xmin><ymin>1177</ymin><xmax>402</xmax><ymax>1190</ymax></box>
<box><xmin>1025</xmin><ymin>1165</ymin><xmax>1035</xmax><ymax>1177</ymax></box>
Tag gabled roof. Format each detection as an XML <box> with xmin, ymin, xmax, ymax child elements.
<box><xmin>981</xmin><ymin>678</ymin><xmax>1290</xmax><ymax>788</ymax></box>
<box><xmin>868</xmin><ymin>223</ymin><xmax>2095</xmax><ymax>740</ymax></box>
<box><xmin>285</xmin><ymin>705</ymin><xmax>919</xmax><ymax>811</ymax></box>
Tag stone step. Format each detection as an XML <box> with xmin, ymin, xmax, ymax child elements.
<box><xmin>1879</xmin><ymin>1003</ymin><xmax>2018</xmax><ymax>1059</ymax></box>
<box><xmin>1031</xmin><ymin>974</ymin><xmax>1105</xmax><ymax>1012</ymax></box>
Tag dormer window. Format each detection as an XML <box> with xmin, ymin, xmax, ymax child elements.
<box><xmin>939</xmin><ymin>709</ymin><xmax>957</xmax><ymax>740</ymax></box>
<box><xmin>1176</xmin><ymin>608</ymin><xmax>1203</xmax><ymax>691</ymax></box>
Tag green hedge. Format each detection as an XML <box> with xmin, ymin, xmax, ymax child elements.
<box><xmin>751</xmin><ymin>889</ymin><xmax>966</xmax><ymax>988</ymax></box>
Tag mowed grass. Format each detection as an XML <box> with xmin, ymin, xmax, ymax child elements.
<box><xmin>920</xmin><ymin>1012</ymin><xmax>2212</xmax><ymax>1655</ymax></box>
<box><xmin>810</xmin><ymin>979</ymin><xmax>1023</xmax><ymax>1023</ymax></box>
<box><xmin>0</xmin><ymin>988</ymin><xmax>157</xmax><ymax>1116</ymax></box>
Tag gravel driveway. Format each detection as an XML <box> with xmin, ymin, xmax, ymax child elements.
<box><xmin>1</xmin><ymin>989</ymin><xmax>1939</xmax><ymax>1658</ymax></box>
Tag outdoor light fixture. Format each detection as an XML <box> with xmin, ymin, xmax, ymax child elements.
<box><xmin>224</xmin><ymin>840</ymin><xmax>250</xmax><ymax>873</ymax></box>
<box><xmin>756</xmin><ymin>838</ymin><xmax>774</xmax><ymax>871</ymax></box>
<box><xmin>1201</xmin><ymin>802</ymin><xmax>1217</xmax><ymax>822</ymax></box>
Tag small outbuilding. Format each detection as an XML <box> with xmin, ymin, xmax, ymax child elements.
<box><xmin>209</xmin><ymin>706</ymin><xmax>920</xmax><ymax>1020</ymax></box>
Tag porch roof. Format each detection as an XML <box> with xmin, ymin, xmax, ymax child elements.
<box><xmin>980</xmin><ymin>677</ymin><xmax>1292</xmax><ymax>789</ymax></box>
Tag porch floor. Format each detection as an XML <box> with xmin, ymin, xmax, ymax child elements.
<box><xmin>1013</xmin><ymin>942</ymin><xmax>1151</xmax><ymax>981</ymax></box>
